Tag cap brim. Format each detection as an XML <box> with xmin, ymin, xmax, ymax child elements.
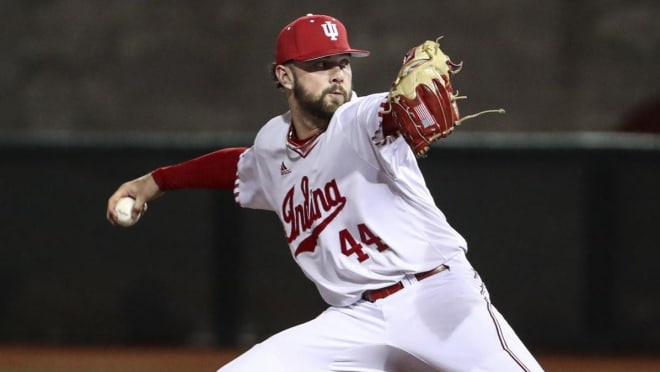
<box><xmin>299</xmin><ymin>49</ymin><xmax>370</xmax><ymax>62</ymax></box>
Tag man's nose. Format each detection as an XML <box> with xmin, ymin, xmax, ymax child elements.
<box><xmin>330</xmin><ymin>66</ymin><xmax>345</xmax><ymax>83</ymax></box>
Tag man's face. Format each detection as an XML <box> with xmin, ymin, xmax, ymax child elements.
<box><xmin>289</xmin><ymin>54</ymin><xmax>353</xmax><ymax>120</ymax></box>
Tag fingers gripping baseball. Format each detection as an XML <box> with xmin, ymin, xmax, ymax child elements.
<box><xmin>106</xmin><ymin>174</ymin><xmax>161</xmax><ymax>227</ymax></box>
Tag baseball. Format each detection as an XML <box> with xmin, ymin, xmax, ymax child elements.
<box><xmin>115</xmin><ymin>197</ymin><xmax>143</xmax><ymax>227</ymax></box>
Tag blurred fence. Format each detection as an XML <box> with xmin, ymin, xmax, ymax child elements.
<box><xmin>1</xmin><ymin>132</ymin><xmax>659</xmax><ymax>353</ymax></box>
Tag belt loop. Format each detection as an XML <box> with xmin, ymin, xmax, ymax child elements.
<box><xmin>362</xmin><ymin>265</ymin><xmax>447</xmax><ymax>302</ymax></box>
<box><xmin>401</xmin><ymin>274</ymin><xmax>414</xmax><ymax>287</ymax></box>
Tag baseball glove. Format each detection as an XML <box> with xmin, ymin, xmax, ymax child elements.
<box><xmin>383</xmin><ymin>38</ymin><xmax>504</xmax><ymax>157</ymax></box>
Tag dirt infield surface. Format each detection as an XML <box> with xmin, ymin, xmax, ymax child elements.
<box><xmin>0</xmin><ymin>345</ymin><xmax>659</xmax><ymax>371</ymax></box>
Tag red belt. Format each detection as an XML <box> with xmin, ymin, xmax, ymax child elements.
<box><xmin>362</xmin><ymin>265</ymin><xmax>448</xmax><ymax>303</ymax></box>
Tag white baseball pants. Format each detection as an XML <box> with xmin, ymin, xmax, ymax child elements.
<box><xmin>218</xmin><ymin>253</ymin><xmax>543</xmax><ymax>371</ymax></box>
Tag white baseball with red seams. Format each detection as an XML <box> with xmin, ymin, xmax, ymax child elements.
<box><xmin>115</xmin><ymin>197</ymin><xmax>141</xmax><ymax>227</ymax></box>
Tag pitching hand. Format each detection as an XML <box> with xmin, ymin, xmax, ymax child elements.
<box><xmin>106</xmin><ymin>173</ymin><xmax>162</xmax><ymax>226</ymax></box>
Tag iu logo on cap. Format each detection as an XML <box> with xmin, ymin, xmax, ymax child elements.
<box><xmin>321</xmin><ymin>21</ymin><xmax>339</xmax><ymax>41</ymax></box>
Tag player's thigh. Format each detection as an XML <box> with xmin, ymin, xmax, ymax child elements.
<box><xmin>217</xmin><ymin>304</ymin><xmax>386</xmax><ymax>372</ymax></box>
<box><xmin>217</xmin><ymin>342</ymin><xmax>287</xmax><ymax>372</ymax></box>
<box><xmin>330</xmin><ymin>344</ymin><xmax>438</xmax><ymax>372</ymax></box>
<box><xmin>384</xmin><ymin>255</ymin><xmax>542</xmax><ymax>371</ymax></box>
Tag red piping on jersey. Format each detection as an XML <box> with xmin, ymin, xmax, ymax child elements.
<box><xmin>286</xmin><ymin>130</ymin><xmax>323</xmax><ymax>158</ymax></box>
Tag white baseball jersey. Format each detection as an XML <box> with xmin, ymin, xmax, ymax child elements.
<box><xmin>234</xmin><ymin>93</ymin><xmax>467</xmax><ymax>306</ymax></box>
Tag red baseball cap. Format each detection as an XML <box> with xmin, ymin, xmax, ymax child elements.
<box><xmin>275</xmin><ymin>14</ymin><xmax>370</xmax><ymax>65</ymax></box>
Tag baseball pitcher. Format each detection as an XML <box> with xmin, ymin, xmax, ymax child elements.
<box><xmin>107</xmin><ymin>13</ymin><xmax>543</xmax><ymax>372</ymax></box>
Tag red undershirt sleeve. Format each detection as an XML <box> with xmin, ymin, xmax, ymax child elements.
<box><xmin>151</xmin><ymin>147</ymin><xmax>248</xmax><ymax>191</ymax></box>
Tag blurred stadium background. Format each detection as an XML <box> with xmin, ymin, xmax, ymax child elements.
<box><xmin>1</xmin><ymin>0</ymin><xmax>659</xmax><ymax>370</ymax></box>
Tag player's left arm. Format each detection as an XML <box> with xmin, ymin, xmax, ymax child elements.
<box><xmin>381</xmin><ymin>38</ymin><xmax>504</xmax><ymax>157</ymax></box>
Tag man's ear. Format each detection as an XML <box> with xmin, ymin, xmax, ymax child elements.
<box><xmin>275</xmin><ymin>64</ymin><xmax>294</xmax><ymax>89</ymax></box>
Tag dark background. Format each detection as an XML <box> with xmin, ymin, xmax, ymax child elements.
<box><xmin>1</xmin><ymin>0</ymin><xmax>659</xmax><ymax>356</ymax></box>
<box><xmin>1</xmin><ymin>0</ymin><xmax>659</xmax><ymax>135</ymax></box>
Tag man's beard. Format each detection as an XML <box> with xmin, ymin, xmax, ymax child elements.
<box><xmin>293</xmin><ymin>81</ymin><xmax>350</xmax><ymax>121</ymax></box>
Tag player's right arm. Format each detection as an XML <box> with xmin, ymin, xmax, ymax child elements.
<box><xmin>106</xmin><ymin>173</ymin><xmax>161</xmax><ymax>226</ymax></box>
<box><xmin>106</xmin><ymin>146</ymin><xmax>247</xmax><ymax>226</ymax></box>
